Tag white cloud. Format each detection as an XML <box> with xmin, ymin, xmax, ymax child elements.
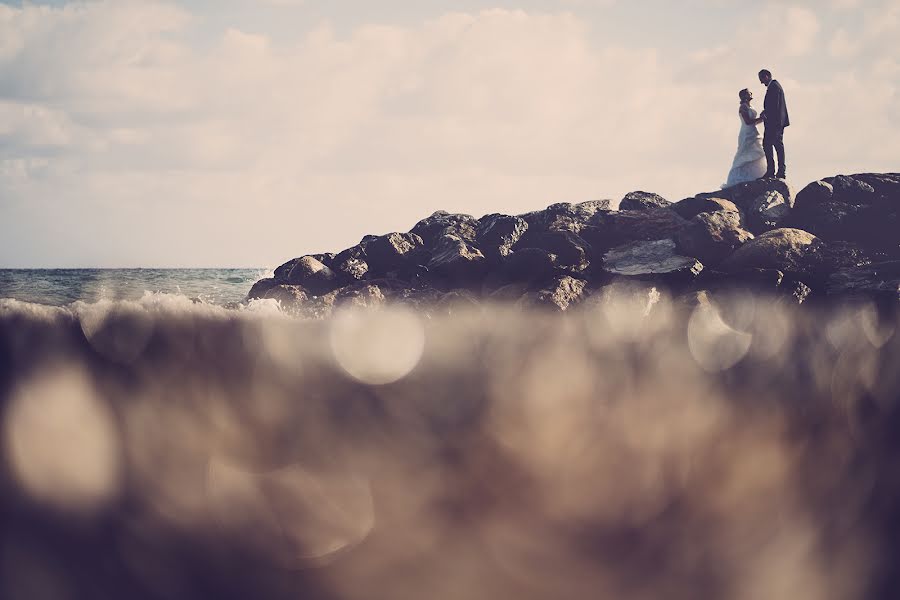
<box><xmin>0</xmin><ymin>1</ymin><xmax>896</xmax><ymax>267</ymax></box>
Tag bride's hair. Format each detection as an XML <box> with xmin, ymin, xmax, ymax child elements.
<box><xmin>738</xmin><ymin>89</ymin><xmax>751</xmax><ymax>102</ymax></box>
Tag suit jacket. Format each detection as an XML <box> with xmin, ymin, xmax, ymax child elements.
<box><xmin>763</xmin><ymin>80</ymin><xmax>790</xmax><ymax>129</ymax></box>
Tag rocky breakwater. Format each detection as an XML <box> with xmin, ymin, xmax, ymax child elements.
<box><xmin>249</xmin><ymin>173</ymin><xmax>900</xmax><ymax>315</ymax></box>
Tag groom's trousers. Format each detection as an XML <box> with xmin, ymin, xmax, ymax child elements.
<box><xmin>763</xmin><ymin>127</ymin><xmax>786</xmax><ymax>176</ymax></box>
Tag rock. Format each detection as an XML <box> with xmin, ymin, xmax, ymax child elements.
<box><xmin>410</xmin><ymin>211</ymin><xmax>479</xmax><ymax>247</ymax></box>
<box><xmin>520</xmin><ymin>200</ymin><xmax>610</xmax><ymax>236</ymax></box>
<box><xmin>362</xmin><ymin>232</ymin><xmax>425</xmax><ymax>274</ymax></box>
<box><xmin>827</xmin><ymin>260</ymin><xmax>900</xmax><ymax>303</ymax></box>
<box><xmin>427</xmin><ymin>234</ymin><xmax>487</xmax><ymax>284</ymax></box>
<box><xmin>672</xmin><ymin>197</ymin><xmax>739</xmax><ymax>221</ymax></box>
<box><xmin>721</xmin><ymin>228</ymin><xmax>824</xmax><ymax>276</ymax></box>
<box><xmin>619</xmin><ymin>191</ymin><xmax>671</xmax><ymax>211</ymax></box>
<box><xmin>602</xmin><ymin>239</ymin><xmax>704</xmax><ymax>283</ymax></box>
<box><xmin>517</xmin><ymin>276</ymin><xmax>587</xmax><ymax>311</ymax></box>
<box><xmin>263</xmin><ymin>284</ymin><xmax>310</xmax><ymax>310</ymax></box>
<box><xmin>334</xmin><ymin>281</ymin><xmax>387</xmax><ymax>310</ymax></box>
<box><xmin>286</xmin><ymin>256</ymin><xmax>340</xmax><ymax>295</ymax></box>
<box><xmin>744</xmin><ymin>190</ymin><xmax>790</xmax><ymax>234</ymax></box>
<box><xmin>488</xmin><ymin>282</ymin><xmax>530</xmax><ymax>303</ymax></box>
<box><xmin>701</xmin><ymin>178</ymin><xmax>794</xmax><ymax>212</ymax></box>
<box><xmin>529</xmin><ymin>230</ymin><xmax>591</xmax><ymax>271</ymax></box>
<box><xmin>789</xmin><ymin>174</ymin><xmax>900</xmax><ymax>254</ymax></box>
<box><xmin>500</xmin><ymin>248</ymin><xmax>558</xmax><ymax>284</ymax></box>
<box><xmin>247</xmin><ymin>278</ymin><xmax>279</xmax><ymax>300</ymax></box>
<box><xmin>434</xmin><ymin>290</ymin><xmax>481</xmax><ymax>315</ymax></box>
<box><xmin>273</xmin><ymin>258</ymin><xmax>302</xmax><ymax>281</ymax></box>
<box><xmin>334</xmin><ymin>255</ymin><xmax>369</xmax><ymax>282</ymax></box>
<box><xmin>676</xmin><ymin>207</ymin><xmax>754</xmax><ymax>266</ymax></box>
<box><xmin>476</xmin><ymin>214</ymin><xmax>528</xmax><ymax>260</ymax></box>
<box><xmin>592</xmin><ymin>208</ymin><xmax>691</xmax><ymax>248</ymax></box>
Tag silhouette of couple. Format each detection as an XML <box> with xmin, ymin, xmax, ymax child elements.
<box><xmin>725</xmin><ymin>69</ymin><xmax>789</xmax><ymax>188</ymax></box>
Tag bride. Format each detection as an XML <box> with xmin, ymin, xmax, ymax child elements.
<box><xmin>724</xmin><ymin>88</ymin><xmax>767</xmax><ymax>187</ymax></box>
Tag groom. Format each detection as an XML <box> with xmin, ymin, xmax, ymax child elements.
<box><xmin>758</xmin><ymin>69</ymin><xmax>789</xmax><ymax>179</ymax></box>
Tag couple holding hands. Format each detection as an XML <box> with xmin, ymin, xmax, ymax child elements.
<box><xmin>725</xmin><ymin>69</ymin><xmax>790</xmax><ymax>188</ymax></box>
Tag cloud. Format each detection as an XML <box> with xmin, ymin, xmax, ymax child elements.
<box><xmin>0</xmin><ymin>1</ymin><xmax>896</xmax><ymax>267</ymax></box>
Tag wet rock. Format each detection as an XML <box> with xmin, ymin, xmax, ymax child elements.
<box><xmin>333</xmin><ymin>281</ymin><xmax>387</xmax><ymax>310</ymax></box>
<box><xmin>602</xmin><ymin>239</ymin><xmax>704</xmax><ymax>283</ymax></box>
<box><xmin>620</xmin><ymin>191</ymin><xmax>671</xmax><ymax>211</ymax></box>
<box><xmin>286</xmin><ymin>256</ymin><xmax>340</xmax><ymax>295</ymax></box>
<box><xmin>263</xmin><ymin>284</ymin><xmax>310</xmax><ymax>309</ymax></box>
<box><xmin>676</xmin><ymin>207</ymin><xmax>754</xmax><ymax>267</ymax></box>
<box><xmin>721</xmin><ymin>228</ymin><xmax>824</xmax><ymax>276</ymax></box>
<box><xmin>517</xmin><ymin>276</ymin><xmax>587</xmax><ymax>311</ymax></box>
<box><xmin>247</xmin><ymin>278</ymin><xmax>279</xmax><ymax>300</ymax></box>
<box><xmin>427</xmin><ymin>234</ymin><xmax>487</xmax><ymax>284</ymax></box>
<box><xmin>476</xmin><ymin>214</ymin><xmax>528</xmax><ymax>260</ymax></box>
<box><xmin>273</xmin><ymin>258</ymin><xmax>301</xmax><ymax>281</ymax></box>
<box><xmin>410</xmin><ymin>211</ymin><xmax>479</xmax><ymax>247</ymax></box>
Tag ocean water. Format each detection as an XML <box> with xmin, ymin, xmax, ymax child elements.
<box><xmin>0</xmin><ymin>268</ymin><xmax>269</xmax><ymax>307</ymax></box>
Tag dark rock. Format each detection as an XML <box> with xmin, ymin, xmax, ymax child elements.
<box><xmin>827</xmin><ymin>261</ymin><xmax>900</xmax><ymax>302</ymax></box>
<box><xmin>334</xmin><ymin>255</ymin><xmax>369</xmax><ymax>282</ymax></box>
<box><xmin>672</xmin><ymin>197</ymin><xmax>737</xmax><ymax>221</ymax></box>
<box><xmin>744</xmin><ymin>189</ymin><xmax>790</xmax><ymax>234</ymax></box>
<box><xmin>530</xmin><ymin>230</ymin><xmax>591</xmax><ymax>271</ymax></box>
<box><xmin>248</xmin><ymin>278</ymin><xmax>279</xmax><ymax>300</ymax></box>
<box><xmin>592</xmin><ymin>208</ymin><xmax>691</xmax><ymax>248</ymax></box>
<box><xmin>500</xmin><ymin>248</ymin><xmax>558</xmax><ymax>284</ymax></box>
<box><xmin>488</xmin><ymin>282</ymin><xmax>529</xmax><ymax>303</ymax></box>
<box><xmin>789</xmin><ymin>174</ymin><xmax>900</xmax><ymax>254</ymax></box>
<box><xmin>520</xmin><ymin>200</ymin><xmax>610</xmax><ymax>236</ymax></box>
<box><xmin>286</xmin><ymin>256</ymin><xmax>340</xmax><ymax>295</ymax></box>
<box><xmin>333</xmin><ymin>281</ymin><xmax>387</xmax><ymax>309</ymax></box>
<box><xmin>410</xmin><ymin>211</ymin><xmax>479</xmax><ymax>247</ymax></box>
<box><xmin>362</xmin><ymin>232</ymin><xmax>425</xmax><ymax>274</ymax></box>
<box><xmin>273</xmin><ymin>258</ymin><xmax>302</xmax><ymax>281</ymax></box>
<box><xmin>476</xmin><ymin>214</ymin><xmax>528</xmax><ymax>260</ymax></box>
<box><xmin>602</xmin><ymin>239</ymin><xmax>704</xmax><ymax>283</ymax></box>
<box><xmin>700</xmin><ymin>178</ymin><xmax>794</xmax><ymax>212</ymax></box>
<box><xmin>620</xmin><ymin>191</ymin><xmax>671</xmax><ymax>211</ymax></box>
<box><xmin>676</xmin><ymin>206</ymin><xmax>754</xmax><ymax>267</ymax></box>
<box><xmin>427</xmin><ymin>234</ymin><xmax>487</xmax><ymax>284</ymax></box>
<box><xmin>517</xmin><ymin>276</ymin><xmax>587</xmax><ymax>311</ymax></box>
<box><xmin>434</xmin><ymin>290</ymin><xmax>481</xmax><ymax>315</ymax></box>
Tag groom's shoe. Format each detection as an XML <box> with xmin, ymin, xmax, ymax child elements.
<box><xmin>776</xmin><ymin>171</ymin><xmax>787</xmax><ymax>179</ymax></box>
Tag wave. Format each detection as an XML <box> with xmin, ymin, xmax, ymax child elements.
<box><xmin>1</xmin><ymin>294</ymin><xmax>899</xmax><ymax>598</ymax></box>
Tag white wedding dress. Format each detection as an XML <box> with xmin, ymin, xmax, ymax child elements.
<box><xmin>724</xmin><ymin>104</ymin><xmax>767</xmax><ymax>188</ymax></box>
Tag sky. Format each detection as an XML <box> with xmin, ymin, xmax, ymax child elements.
<box><xmin>0</xmin><ymin>0</ymin><xmax>898</xmax><ymax>267</ymax></box>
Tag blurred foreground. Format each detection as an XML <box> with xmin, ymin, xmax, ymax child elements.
<box><xmin>1</xmin><ymin>290</ymin><xmax>899</xmax><ymax>599</ymax></box>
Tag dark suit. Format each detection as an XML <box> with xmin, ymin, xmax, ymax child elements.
<box><xmin>761</xmin><ymin>80</ymin><xmax>789</xmax><ymax>177</ymax></box>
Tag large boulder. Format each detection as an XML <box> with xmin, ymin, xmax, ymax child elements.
<box><xmin>619</xmin><ymin>191</ymin><xmax>671</xmax><ymax>211</ymax></box>
<box><xmin>262</xmin><ymin>284</ymin><xmax>310</xmax><ymax>312</ymax></box>
<box><xmin>602</xmin><ymin>239</ymin><xmax>704</xmax><ymax>283</ymax></box>
<box><xmin>676</xmin><ymin>205</ymin><xmax>754</xmax><ymax>267</ymax></box>
<box><xmin>499</xmin><ymin>248</ymin><xmax>558</xmax><ymax>284</ymax></box>
<box><xmin>476</xmin><ymin>214</ymin><xmax>528</xmax><ymax>260</ymax></box>
<box><xmin>744</xmin><ymin>189</ymin><xmax>791</xmax><ymax>234</ymax></box>
<box><xmin>410</xmin><ymin>211</ymin><xmax>479</xmax><ymax>247</ymax></box>
<box><xmin>720</xmin><ymin>228</ymin><xmax>824</xmax><ymax>276</ymax></box>
<box><xmin>286</xmin><ymin>256</ymin><xmax>340</xmax><ymax>295</ymax></box>
<box><xmin>672</xmin><ymin>197</ymin><xmax>737</xmax><ymax>220</ymax></box>
<box><xmin>789</xmin><ymin>173</ymin><xmax>900</xmax><ymax>254</ymax></box>
<box><xmin>519</xmin><ymin>200</ymin><xmax>610</xmax><ymax>236</ymax></box>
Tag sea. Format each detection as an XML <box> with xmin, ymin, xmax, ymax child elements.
<box><xmin>0</xmin><ymin>268</ymin><xmax>270</xmax><ymax>307</ymax></box>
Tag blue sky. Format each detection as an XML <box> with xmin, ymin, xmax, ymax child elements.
<box><xmin>0</xmin><ymin>0</ymin><xmax>897</xmax><ymax>267</ymax></box>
